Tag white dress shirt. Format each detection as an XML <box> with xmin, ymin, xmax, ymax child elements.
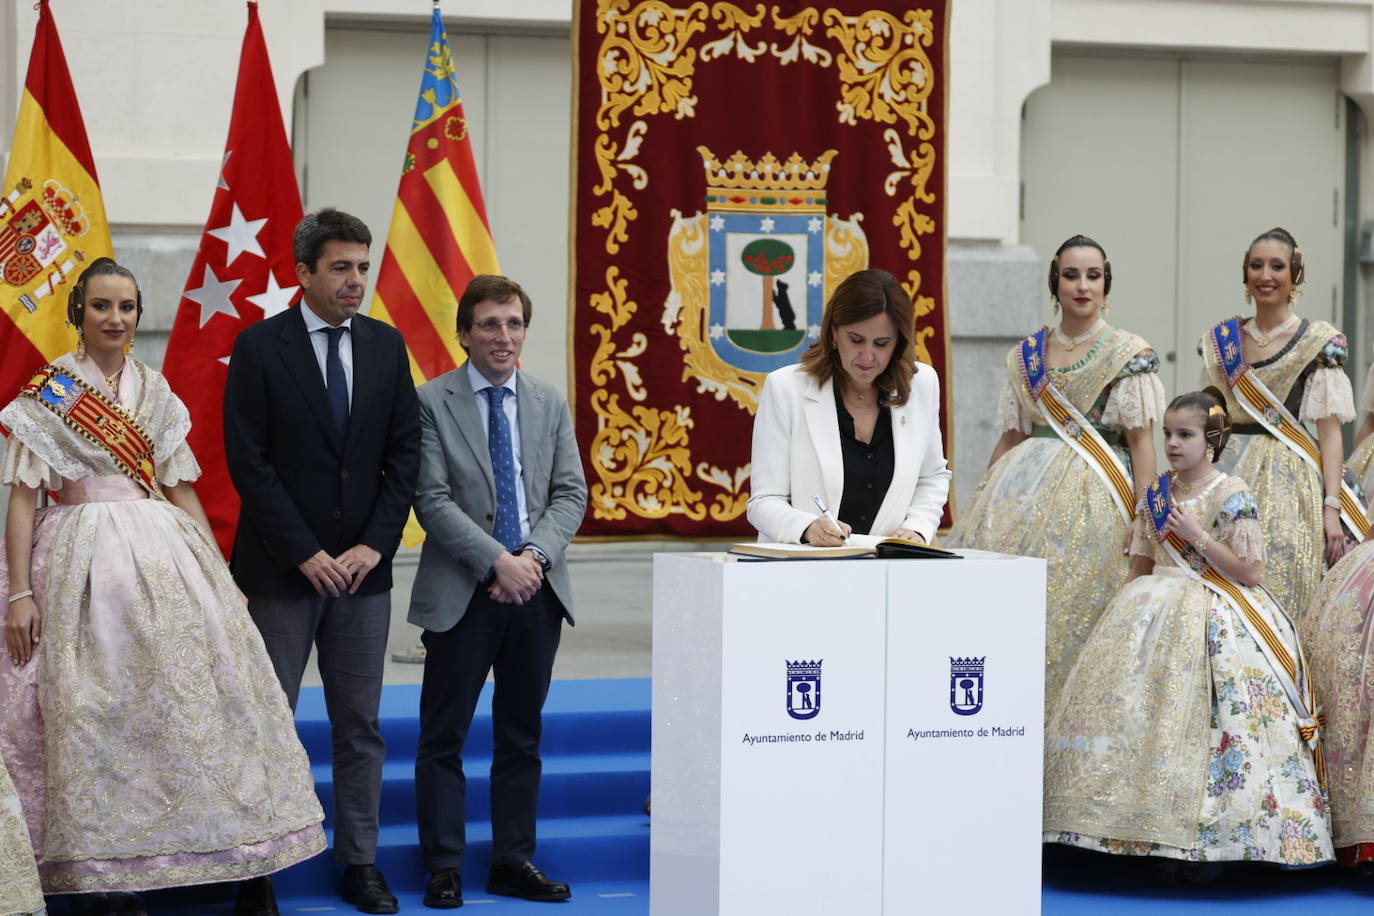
<box><xmin>300</xmin><ymin>304</ymin><xmax>353</xmax><ymax>406</ymax></box>
<box><xmin>467</xmin><ymin>361</ymin><xmax>532</xmax><ymax>541</ymax></box>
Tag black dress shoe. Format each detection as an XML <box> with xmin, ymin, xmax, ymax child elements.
<box><xmin>235</xmin><ymin>876</ymin><xmax>280</xmax><ymax>916</ymax></box>
<box><xmin>487</xmin><ymin>861</ymin><xmax>571</xmax><ymax>902</ymax></box>
<box><xmin>341</xmin><ymin>864</ymin><xmax>399</xmax><ymax>914</ymax></box>
<box><xmin>423</xmin><ymin>867</ymin><xmax>463</xmax><ymax>909</ymax></box>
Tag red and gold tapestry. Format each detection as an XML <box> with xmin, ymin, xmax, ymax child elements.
<box><xmin>571</xmin><ymin>1</ymin><xmax>951</xmax><ymax>537</ymax></box>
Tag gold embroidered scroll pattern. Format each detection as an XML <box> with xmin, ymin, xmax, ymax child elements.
<box><xmin>588</xmin><ymin>390</ymin><xmax>708</xmax><ymax>522</ymax></box>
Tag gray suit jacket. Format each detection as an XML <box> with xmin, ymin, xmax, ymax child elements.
<box><xmin>409</xmin><ymin>366</ymin><xmax>587</xmax><ymax>632</ymax></box>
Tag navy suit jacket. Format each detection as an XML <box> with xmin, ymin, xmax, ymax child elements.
<box><xmin>223</xmin><ymin>306</ymin><xmax>420</xmax><ymax>598</ymax></box>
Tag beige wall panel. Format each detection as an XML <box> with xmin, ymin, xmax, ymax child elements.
<box><xmin>1021</xmin><ymin>55</ymin><xmax>1182</xmax><ymax>391</ymax></box>
<box><xmin>484</xmin><ymin>34</ymin><xmax>572</xmax><ymax>396</ymax></box>
<box><xmin>1175</xmin><ymin>59</ymin><xmax>1343</xmax><ymax>390</ymax></box>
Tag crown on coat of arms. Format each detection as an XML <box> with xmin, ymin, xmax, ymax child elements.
<box><xmin>786</xmin><ymin>659</ymin><xmax>823</xmax><ymax>677</ymax></box>
<box><xmin>950</xmin><ymin>657</ymin><xmax>985</xmax><ymax>675</ymax></box>
<box><xmin>39</xmin><ymin>180</ymin><xmax>87</xmax><ymax>236</ymax></box>
<box><xmin>697</xmin><ymin>145</ymin><xmax>836</xmax><ymax>194</ymax></box>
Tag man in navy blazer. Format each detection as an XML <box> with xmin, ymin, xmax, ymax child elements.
<box><xmin>410</xmin><ymin>275</ymin><xmax>586</xmax><ymax>908</ymax></box>
<box><xmin>223</xmin><ymin>208</ymin><xmax>419</xmax><ymax>916</ymax></box>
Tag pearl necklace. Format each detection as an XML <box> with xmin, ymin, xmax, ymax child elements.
<box><xmin>1052</xmin><ymin>318</ymin><xmax>1106</xmax><ymax>351</ymax></box>
<box><xmin>1245</xmin><ymin>313</ymin><xmax>1298</xmax><ymax>347</ymax></box>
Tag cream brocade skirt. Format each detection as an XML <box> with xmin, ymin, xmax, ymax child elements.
<box><xmin>0</xmin><ymin>476</ymin><xmax>325</xmax><ymax>894</ymax></box>
<box><xmin>944</xmin><ymin>438</ymin><xmax>1129</xmax><ymax>715</ymax></box>
<box><xmin>0</xmin><ymin>756</ymin><xmax>42</xmax><ymax>916</ymax></box>
<box><xmin>1302</xmin><ymin>540</ymin><xmax>1374</xmax><ymax>849</ymax></box>
<box><xmin>1216</xmin><ymin>434</ymin><xmax>1324</xmax><ymax>620</ymax></box>
<box><xmin>1044</xmin><ymin>568</ymin><xmax>1332</xmax><ymax>865</ymax></box>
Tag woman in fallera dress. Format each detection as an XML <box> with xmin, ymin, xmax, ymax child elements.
<box><xmin>1198</xmin><ymin>227</ymin><xmax>1357</xmax><ymax>620</ymax></box>
<box><xmin>944</xmin><ymin>235</ymin><xmax>1164</xmax><ymax>713</ymax></box>
<box><xmin>1344</xmin><ymin>359</ymin><xmax>1374</xmax><ymax>494</ymax></box>
<box><xmin>1045</xmin><ymin>389</ymin><xmax>1332</xmax><ymax>872</ymax></box>
<box><xmin>0</xmin><ymin>259</ymin><xmax>324</xmax><ymax>915</ymax></box>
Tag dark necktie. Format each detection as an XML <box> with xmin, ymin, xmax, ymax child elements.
<box><xmin>484</xmin><ymin>386</ymin><xmax>521</xmax><ymax>550</ymax></box>
<box><xmin>322</xmin><ymin>326</ymin><xmax>349</xmax><ymax>437</ymax></box>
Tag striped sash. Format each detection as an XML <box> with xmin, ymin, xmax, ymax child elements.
<box><xmin>1144</xmin><ymin>472</ymin><xmax>1325</xmax><ymax>783</ymax></box>
<box><xmin>19</xmin><ymin>364</ymin><xmax>162</xmax><ymax>497</ymax></box>
<box><xmin>1209</xmin><ymin>317</ymin><xmax>1368</xmax><ymax>538</ymax></box>
<box><xmin>1018</xmin><ymin>328</ymin><xmax>1136</xmax><ymax>523</ymax></box>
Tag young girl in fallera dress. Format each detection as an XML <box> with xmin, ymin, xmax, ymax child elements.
<box><xmin>1044</xmin><ymin>389</ymin><xmax>1332</xmax><ymax>872</ymax></box>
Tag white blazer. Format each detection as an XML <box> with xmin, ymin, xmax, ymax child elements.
<box><xmin>746</xmin><ymin>362</ymin><xmax>951</xmax><ymax>543</ymax></box>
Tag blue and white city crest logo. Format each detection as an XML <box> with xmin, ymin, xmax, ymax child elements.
<box><xmin>949</xmin><ymin>657</ymin><xmax>985</xmax><ymax>716</ymax></box>
<box><xmin>786</xmin><ymin>659</ymin><xmax>822</xmax><ymax>720</ymax></box>
<box><xmin>661</xmin><ymin>146</ymin><xmax>871</xmax><ymax>416</ymax></box>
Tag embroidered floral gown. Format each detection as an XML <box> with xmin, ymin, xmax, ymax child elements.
<box><xmin>1200</xmin><ymin>318</ymin><xmax>1356</xmax><ymax>619</ymax></box>
<box><xmin>0</xmin><ymin>755</ymin><xmax>41</xmax><ymax>916</ymax></box>
<box><xmin>1044</xmin><ymin>474</ymin><xmax>1332</xmax><ymax>866</ymax></box>
<box><xmin>945</xmin><ymin>327</ymin><xmax>1165</xmax><ymax>713</ymax></box>
<box><xmin>0</xmin><ymin>354</ymin><xmax>325</xmax><ymax>894</ymax></box>
<box><xmin>1300</xmin><ymin>520</ymin><xmax>1374</xmax><ymax>867</ymax></box>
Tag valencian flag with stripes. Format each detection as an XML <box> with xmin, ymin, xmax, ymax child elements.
<box><xmin>371</xmin><ymin>7</ymin><xmax>499</xmax><ymax>546</ymax></box>
<box><xmin>0</xmin><ymin>0</ymin><xmax>113</xmax><ymax>409</ymax></box>
<box><xmin>163</xmin><ymin>1</ymin><xmax>303</xmax><ymax>556</ymax></box>
<box><xmin>370</xmin><ymin>6</ymin><xmax>499</xmax><ymax>384</ymax></box>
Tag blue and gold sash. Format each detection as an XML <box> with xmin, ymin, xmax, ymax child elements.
<box><xmin>1144</xmin><ymin>471</ymin><xmax>1325</xmax><ymax>782</ymax></box>
<box><xmin>1209</xmin><ymin>317</ymin><xmax>1368</xmax><ymax>538</ymax></box>
<box><xmin>1018</xmin><ymin>328</ymin><xmax>1136</xmax><ymax>523</ymax></box>
<box><xmin>19</xmin><ymin>365</ymin><xmax>161</xmax><ymax>497</ymax></box>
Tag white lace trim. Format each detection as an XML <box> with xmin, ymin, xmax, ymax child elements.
<box><xmin>1100</xmin><ymin>372</ymin><xmax>1167</xmax><ymax>432</ymax></box>
<box><xmin>1298</xmin><ymin>366</ymin><xmax>1357</xmax><ymax>424</ymax></box>
<box><xmin>0</xmin><ymin>437</ymin><xmax>61</xmax><ymax>489</ymax></box>
<box><xmin>996</xmin><ymin>379</ymin><xmax>1033</xmax><ymax>435</ymax></box>
<box><xmin>158</xmin><ymin>441</ymin><xmax>202</xmax><ymax>486</ymax></box>
<box><xmin>1218</xmin><ymin>516</ymin><xmax>1265</xmax><ymax>563</ymax></box>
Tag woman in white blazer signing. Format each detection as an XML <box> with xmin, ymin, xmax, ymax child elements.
<box><xmin>747</xmin><ymin>268</ymin><xmax>951</xmax><ymax>546</ymax></box>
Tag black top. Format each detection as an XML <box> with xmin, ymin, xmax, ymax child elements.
<box><xmin>833</xmin><ymin>383</ymin><xmax>895</xmax><ymax>536</ymax></box>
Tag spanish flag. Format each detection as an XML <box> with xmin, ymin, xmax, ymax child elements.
<box><xmin>0</xmin><ymin>0</ymin><xmax>113</xmax><ymax>403</ymax></box>
<box><xmin>369</xmin><ymin>7</ymin><xmax>499</xmax><ymax>385</ymax></box>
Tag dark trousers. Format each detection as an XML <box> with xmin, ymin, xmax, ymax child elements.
<box><xmin>414</xmin><ymin>582</ymin><xmax>564</xmax><ymax>871</ymax></box>
<box><xmin>247</xmin><ymin>590</ymin><xmax>391</xmax><ymax>865</ymax></box>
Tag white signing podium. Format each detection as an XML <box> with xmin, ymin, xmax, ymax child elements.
<box><xmin>650</xmin><ymin>550</ymin><xmax>1047</xmax><ymax>915</ymax></box>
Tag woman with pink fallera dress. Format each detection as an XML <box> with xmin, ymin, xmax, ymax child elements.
<box><xmin>0</xmin><ymin>260</ymin><xmax>323</xmax><ymax>913</ymax></box>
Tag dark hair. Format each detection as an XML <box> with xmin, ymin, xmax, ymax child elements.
<box><xmin>1243</xmin><ymin>226</ymin><xmax>1305</xmax><ymax>287</ymax></box>
<box><xmin>1047</xmin><ymin>234</ymin><xmax>1112</xmax><ymax>298</ymax></box>
<box><xmin>1167</xmin><ymin>387</ymin><xmax>1231</xmax><ymax>463</ymax></box>
<box><xmin>67</xmin><ymin>256</ymin><xmax>142</xmax><ymax>327</ymax></box>
<box><xmin>456</xmin><ymin>274</ymin><xmax>533</xmax><ymax>332</ymax></box>
<box><xmin>798</xmin><ymin>268</ymin><xmax>917</xmax><ymax>407</ymax></box>
<box><xmin>293</xmin><ymin>207</ymin><xmax>372</xmax><ymax>271</ymax></box>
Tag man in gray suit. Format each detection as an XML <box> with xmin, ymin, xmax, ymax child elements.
<box><xmin>410</xmin><ymin>275</ymin><xmax>587</xmax><ymax>909</ymax></box>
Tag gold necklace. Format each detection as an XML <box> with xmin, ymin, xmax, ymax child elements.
<box><xmin>1245</xmin><ymin>312</ymin><xmax>1297</xmax><ymax>347</ymax></box>
<box><xmin>1052</xmin><ymin>318</ymin><xmax>1106</xmax><ymax>351</ymax></box>
<box><xmin>1173</xmin><ymin>469</ymin><xmax>1218</xmax><ymax>495</ymax></box>
<box><xmin>104</xmin><ymin>363</ymin><xmax>124</xmax><ymax>395</ymax></box>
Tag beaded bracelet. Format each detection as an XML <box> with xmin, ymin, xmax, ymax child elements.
<box><xmin>7</xmin><ymin>590</ymin><xmax>33</xmax><ymax>604</ymax></box>
<box><xmin>1192</xmin><ymin>533</ymin><xmax>1211</xmax><ymax>554</ymax></box>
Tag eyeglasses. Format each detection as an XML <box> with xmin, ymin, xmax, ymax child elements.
<box><xmin>470</xmin><ymin>318</ymin><xmax>528</xmax><ymax>334</ymax></box>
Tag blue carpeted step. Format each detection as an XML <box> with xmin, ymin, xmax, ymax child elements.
<box><xmin>294</xmin><ymin>679</ymin><xmax>651</xmax><ymax>762</ymax></box>
<box><xmin>269</xmin><ymin>815</ymin><xmax>649</xmax><ymax>896</ymax></box>
<box><xmin>310</xmin><ymin>751</ymin><xmax>651</xmax><ymax>824</ymax></box>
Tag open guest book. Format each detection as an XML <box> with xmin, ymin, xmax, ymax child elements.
<box><xmin>729</xmin><ymin>535</ymin><xmax>961</xmax><ymax>560</ymax></box>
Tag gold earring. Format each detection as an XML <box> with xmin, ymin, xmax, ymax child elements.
<box><xmin>1101</xmin><ymin>297</ymin><xmax>1111</xmax><ymax>314</ymax></box>
<box><xmin>75</xmin><ymin>327</ymin><xmax>86</xmax><ymax>359</ymax></box>
<box><xmin>1243</xmin><ymin>289</ymin><xmax>1252</xmax><ymax>306</ymax></box>
<box><xmin>125</xmin><ymin>331</ymin><xmax>135</xmax><ymax>358</ymax></box>
<box><xmin>1051</xmin><ymin>296</ymin><xmax>1060</xmax><ymax>314</ymax></box>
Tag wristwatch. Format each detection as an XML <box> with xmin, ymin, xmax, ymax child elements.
<box><xmin>523</xmin><ymin>544</ymin><xmax>552</xmax><ymax>571</ymax></box>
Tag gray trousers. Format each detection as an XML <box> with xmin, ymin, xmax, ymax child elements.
<box><xmin>247</xmin><ymin>590</ymin><xmax>391</xmax><ymax>865</ymax></box>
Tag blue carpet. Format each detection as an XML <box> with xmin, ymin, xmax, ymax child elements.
<box><xmin>83</xmin><ymin>678</ymin><xmax>1374</xmax><ymax>913</ymax></box>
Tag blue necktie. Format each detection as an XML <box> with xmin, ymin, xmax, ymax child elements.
<box><xmin>484</xmin><ymin>386</ymin><xmax>521</xmax><ymax>550</ymax></box>
<box><xmin>322</xmin><ymin>326</ymin><xmax>349</xmax><ymax>437</ymax></box>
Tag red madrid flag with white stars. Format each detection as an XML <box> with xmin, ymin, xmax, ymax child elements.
<box><xmin>163</xmin><ymin>0</ymin><xmax>302</xmax><ymax>556</ymax></box>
